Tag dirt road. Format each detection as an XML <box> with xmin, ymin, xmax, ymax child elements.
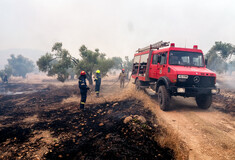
<box><xmin>150</xmin><ymin>96</ymin><xmax>235</xmax><ymax>160</ymax></box>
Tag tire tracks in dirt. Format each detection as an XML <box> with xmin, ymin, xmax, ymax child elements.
<box><xmin>136</xmin><ymin>93</ymin><xmax>235</xmax><ymax>160</ymax></box>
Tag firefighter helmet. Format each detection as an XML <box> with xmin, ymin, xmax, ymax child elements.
<box><xmin>80</xmin><ymin>71</ymin><xmax>86</xmax><ymax>75</ymax></box>
<box><xmin>96</xmin><ymin>70</ymin><xmax>100</xmax><ymax>74</ymax></box>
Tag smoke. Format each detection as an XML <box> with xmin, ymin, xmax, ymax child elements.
<box><xmin>0</xmin><ymin>0</ymin><xmax>235</xmax><ymax>60</ymax></box>
<box><xmin>216</xmin><ymin>72</ymin><xmax>235</xmax><ymax>90</ymax></box>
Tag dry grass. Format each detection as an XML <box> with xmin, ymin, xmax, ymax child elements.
<box><xmin>155</xmin><ymin>123</ymin><xmax>189</xmax><ymax>160</ymax></box>
<box><xmin>9</xmin><ymin>73</ymin><xmax>54</xmax><ymax>84</ymax></box>
<box><xmin>126</xmin><ymin>86</ymin><xmax>189</xmax><ymax>160</ymax></box>
<box><xmin>9</xmin><ymin>73</ymin><xmax>78</xmax><ymax>86</ymax></box>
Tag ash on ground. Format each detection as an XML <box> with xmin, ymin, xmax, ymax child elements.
<box><xmin>0</xmin><ymin>84</ymin><xmax>174</xmax><ymax>160</ymax></box>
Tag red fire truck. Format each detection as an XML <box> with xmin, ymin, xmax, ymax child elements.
<box><xmin>132</xmin><ymin>41</ymin><xmax>219</xmax><ymax>111</ymax></box>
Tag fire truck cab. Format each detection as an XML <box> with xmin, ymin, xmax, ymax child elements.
<box><xmin>132</xmin><ymin>41</ymin><xmax>219</xmax><ymax>111</ymax></box>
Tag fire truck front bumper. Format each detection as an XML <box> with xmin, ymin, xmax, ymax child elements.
<box><xmin>169</xmin><ymin>86</ymin><xmax>220</xmax><ymax>97</ymax></box>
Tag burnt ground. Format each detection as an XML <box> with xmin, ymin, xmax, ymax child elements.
<box><xmin>212</xmin><ymin>79</ymin><xmax>235</xmax><ymax>115</ymax></box>
<box><xmin>213</xmin><ymin>92</ymin><xmax>235</xmax><ymax>116</ymax></box>
<box><xmin>211</xmin><ymin>80</ymin><xmax>235</xmax><ymax>116</ymax></box>
<box><xmin>0</xmin><ymin>83</ymin><xmax>174</xmax><ymax>160</ymax></box>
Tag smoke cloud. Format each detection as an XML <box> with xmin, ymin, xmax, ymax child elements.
<box><xmin>0</xmin><ymin>0</ymin><xmax>235</xmax><ymax>60</ymax></box>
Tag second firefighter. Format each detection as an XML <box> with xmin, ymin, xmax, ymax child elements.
<box><xmin>94</xmin><ymin>70</ymin><xmax>101</xmax><ymax>97</ymax></box>
<box><xmin>119</xmin><ymin>69</ymin><xmax>126</xmax><ymax>88</ymax></box>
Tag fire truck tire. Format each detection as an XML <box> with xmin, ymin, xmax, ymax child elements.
<box><xmin>158</xmin><ymin>85</ymin><xmax>170</xmax><ymax>111</ymax></box>
<box><xmin>195</xmin><ymin>94</ymin><xmax>212</xmax><ymax>109</ymax></box>
<box><xmin>135</xmin><ymin>79</ymin><xmax>141</xmax><ymax>90</ymax></box>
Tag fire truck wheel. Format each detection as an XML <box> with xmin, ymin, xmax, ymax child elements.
<box><xmin>195</xmin><ymin>94</ymin><xmax>212</xmax><ymax>109</ymax></box>
<box><xmin>158</xmin><ymin>85</ymin><xmax>170</xmax><ymax>111</ymax></box>
<box><xmin>135</xmin><ymin>79</ymin><xmax>141</xmax><ymax>90</ymax></box>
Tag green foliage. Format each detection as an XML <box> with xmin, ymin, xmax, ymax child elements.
<box><xmin>212</xmin><ymin>41</ymin><xmax>235</xmax><ymax>60</ymax></box>
<box><xmin>75</xmin><ymin>45</ymin><xmax>114</xmax><ymax>85</ymax></box>
<box><xmin>77</xmin><ymin>45</ymin><xmax>100</xmax><ymax>73</ymax></box>
<box><xmin>3</xmin><ymin>65</ymin><xmax>12</xmax><ymax>77</ymax></box>
<box><xmin>37</xmin><ymin>53</ymin><xmax>53</xmax><ymax>72</ymax></box>
<box><xmin>37</xmin><ymin>43</ymin><xmax>115</xmax><ymax>83</ymax></box>
<box><xmin>68</xmin><ymin>66</ymin><xmax>76</xmax><ymax>80</ymax></box>
<box><xmin>227</xmin><ymin>60</ymin><xmax>235</xmax><ymax>75</ymax></box>
<box><xmin>206</xmin><ymin>51</ymin><xmax>226</xmax><ymax>74</ymax></box>
<box><xmin>123</xmin><ymin>56</ymin><xmax>132</xmax><ymax>76</ymax></box>
<box><xmin>112</xmin><ymin>56</ymin><xmax>132</xmax><ymax>70</ymax></box>
<box><xmin>52</xmin><ymin>42</ymin><xmax>62</xmax><ymax>53</ymax></box>
<box><xmin>206</xmin><ymin>41</ymin><xmax>235</xmax><ymax>74</ymax></box>
<box><xmin>96</xmin><ymin>56</ymin><xmax>114</xmax><ymax>77</ymax></box>
<box><xmin>112</xmin><ymin>56</ymin><xmax>132</xmax><ymax>78</ymax></box>
<box><xmin>122</xmin><ymin>56</ymin><xmax>133</xmax><ymax>79</ymax></box>
<box><xmin>112</xmin><ymin>57</ymin><xmax>123</xmax><ymax>69</ymax></box>
<box><xmin>37</xmin><ymin>42</ymin><xmax>74</xmax><ymax>82</ymax></box>
<box><xmin>7</xmin><ymin>54</ymin><xmax>34</xmax><ymax>78</ymax></box>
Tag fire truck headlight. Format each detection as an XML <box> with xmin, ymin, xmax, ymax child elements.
<box><xmin>211</xmin><ymin>89</ymin><xmax>217</xmax><ymax>94</ymax></box>
<box><xmin>177</xmin><ymin>88</ymin><xmax>185</xmax><ymax>93</ymax></box>
<box><xmin>178</xmin><ymin>75</ymin><xmax>188</xmax><ymax>79</ymax></box>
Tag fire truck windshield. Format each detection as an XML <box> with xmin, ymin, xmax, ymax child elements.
<box><xmin>169</xmin><ymin>51</ymin><xmax>204</xmax><ymax>67</ymax></box>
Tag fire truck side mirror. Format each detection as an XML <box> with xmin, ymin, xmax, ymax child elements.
<box><xmin>157</xmin><ymin>55</ymin><xmax>161</xmax><ymax>63</ymax></box>
<box><xmin>205</xmin><ymin>59</ymin><xmax>208</xmax><ymax>66</ymax></box>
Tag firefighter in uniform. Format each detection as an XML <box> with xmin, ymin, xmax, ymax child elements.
<box><xmin>78</xmin><ymin>71</ymin><xmax>89</xmax><ymax>109</ymax></box>
<box><xmin>94</xmin><ymin>70</ymin><xmax>101</xmax><ymax>97</ymax></box>
<box><xmin>119</xmin><ymin>69</ymin><xmax>126</xmax><ymax>88</ymax></box>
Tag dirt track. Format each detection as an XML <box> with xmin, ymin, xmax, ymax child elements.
<box><xmin>0</xmin><ymin>76</ymin><xmax>235</xmax><ymax>160</ymax></box>
<box><xmin>134</xmin><ymin>80</ymin><xmax>235</xmax><ymax>160</ymax></box>
<box><xmin>150</xmin><ymin>97</ymin><xmax>235</xmax><ymax>160</ymax></box>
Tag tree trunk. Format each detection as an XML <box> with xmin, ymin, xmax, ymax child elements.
<box><xmin>87</xmin><ymin>72</ymin><xmax>93</xmax><ymax>86</ymax></box>
<box><xmin>71</xmin><ymin>74</ymin><xmax>75</xmax><ymax>80</ymax></box>
<box><xmin>126</xmin><ymin>70</ymin><xmax>129</xmax><ymax>80</ymax></box>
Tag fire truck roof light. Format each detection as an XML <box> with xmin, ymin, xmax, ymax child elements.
<box><xmin>170</xmin><ymin>43</ymin><xmax>175</xmax><ymax>47</ymax></box>
<box><xmin>193</xmin><ymin>45</ymin><xmax>198</xmax><ymax>49</ymax></box>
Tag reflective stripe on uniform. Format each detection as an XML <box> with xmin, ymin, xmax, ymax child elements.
<box><xmin>81</xmin><ymin>102</ymin><xmax>85</xmax><ymax>104</ymax></box>
<box><xmin>96</xmin><ymin>91</ymin><xmax>99</xmax><ymax>93</ymax></box>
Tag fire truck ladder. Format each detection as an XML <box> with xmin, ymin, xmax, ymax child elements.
<box><xmin>136</xmin><ymin>41</ymin><xmax>170</xmax><ymax>52</ymax></box>
<box><xmin>135</xmin><ymin>41</ymin><xmax>170</xmax><ymax>82</ymax></box>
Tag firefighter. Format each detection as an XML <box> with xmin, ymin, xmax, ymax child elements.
<box><xmin>94</xmin><ymin>70</ymin><xmax>101</xmax><ymax>97</ymax></box>
<box><xmin>3</xmin><ymin>74</ymin><xmax>8</xmax><ymax>83</ymax></box>
<box><xmin>119</xmin><ymin>69</ymin><xmax>126</xmax><ymax>88</ymax></box>
<box><xmin>78</xmin><ymin>71</ymin><xmax>89</xmax><ymax>109</ymax></box>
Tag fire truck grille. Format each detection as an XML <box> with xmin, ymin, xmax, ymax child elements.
<box><xmin>176</xmin><ymin>76</ymin><xmax>215</xmax><ymax>88</ymax></box>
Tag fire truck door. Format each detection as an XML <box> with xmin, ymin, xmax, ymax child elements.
<box><xmin>157</xmin><ymin>53</ymin><xmax>167</xmax><ymax>79</ymax></box>
<box><xmin>149</xmin><ymin>54</ymin><xmax>158</xmax><ymax>78</ymax></box>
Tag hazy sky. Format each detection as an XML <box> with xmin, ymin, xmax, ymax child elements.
<box><xmin>0</xmin><ymin>0</ymin><xmax>235</xmax><ymax>59</ymax></box>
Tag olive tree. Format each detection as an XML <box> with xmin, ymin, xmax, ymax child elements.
<box><xmin>112</xmin><ymin>57</ymin><xmax>123</xmax><ymax>70</ymax></box>
<box><xmin>123</xmin><ymin>56</ymin><xmax>133</xmax><ymax>79</ymax></box>
<box><xmin>37</xmin><ymin>42</ymin><xmax>75</xmax><ymax>82</ymax></box>
<box><xmin>7</xmin><ymin>54</ymin><xmax>34</xmax><ymax>78</ymax></box>
<box><xmin>75</xmin><ymin>45</ymin><xmax>114</xmax><ymax>85</ymax></box>
<box><xmin>206</xmin><ymin>41</ymin><xmax>235</xmax><ymax>74</ymax></box>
